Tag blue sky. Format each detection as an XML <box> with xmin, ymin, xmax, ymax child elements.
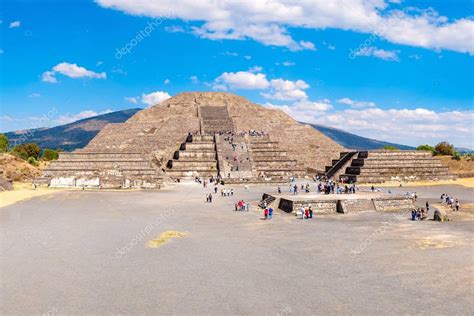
<box><xmin>0</xmin><ymin>0</ymin><xmax>473</xmax><ymax>148</ymax></box>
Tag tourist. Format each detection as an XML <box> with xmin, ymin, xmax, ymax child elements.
<box><xmin>264</xmin><ymin>208</ymin><xmax>269</xmax><ymax>220</ymax></box>
<box><xmin>293</xmin><ymin>185</ymin><xmax>298</xmax><ymax>195</ymax></box>
<box><xmin>278</xmin><ymin>186</ymin><xmax>281</xmax><ymax>194</ymax></box>
<box><xmin>214</xmin><ymin>186</ymin><xmax>218</xmax><ymax>194</ymax></box>
<box><xmin>411</xmin><ymin>209</ymin><xmax>417</xmax><ymax>221</ymax></box>
<box><xmin>209</xmin><ymin>193</ymin><xmax>212</xmax><ymax>203</ymax></box>
<box><xmin>455</xmin><ymin>199</ymin><xmax>460</xmax><ymax>211</ymax></box>
<box><xmin>300</xmin><ymin>206</ymin><xmax>305</xmax><ymax>219</ymax></box>
<box><xmin>426</xmin><ymin>201</ymin><xmax>430</xmax><ymax>212</ymax></box>
<box><xmin>421</xmin><ymin>208</ymin><xmax>426</xmax><ymax>220</ymax></box>
<box><xmin>246</xmin><ymin>202</ymin><xmax>250</xmax><ymax>212</ymax></box>
<box><xmin>231</xmin><ymin>189</ymin><xmax>234</xmax><ymax>196</ymax></box>
<box><xmin>305</xmin><ymin>208</ymin><xmax>309</xmax><ymax>219</ymax></box>
<box><xmin>309</xmin><ymin>205</ymin><xmax>313</xmax><ymax>219</ymax></box>
<box><xmin>268</xmin><ymin>207</ymin><xmax>273</xmax><ymax>220</ymax></box>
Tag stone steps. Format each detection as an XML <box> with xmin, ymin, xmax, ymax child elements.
<box><xmin>334</xmin><ymin>150</ymin><xmax>456</xmax><ymax>183</ymax></box>
<box><xmin>347</xmin><ymin>166</ymin><xmax>450</xmax><ymax>175</ymax></box>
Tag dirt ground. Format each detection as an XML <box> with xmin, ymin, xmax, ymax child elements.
<box><xmin>439</xmin><ymin>155</ymin><xmax>474</xmax><ymax>177</ymax></box>
<box><xmin>0</xmin><ymin>182</ymin><xmax>64</xmax><ymax>208</ymax></box>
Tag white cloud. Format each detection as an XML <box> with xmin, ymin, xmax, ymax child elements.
<box><xmin>95</xmin><ymin>0</ymin><xmax>474</xmax><ymax>54</ymax></box>
<box><xmin>279</xmin><ymin>61</ymin><xmax>295</xmax><ymax>67</ymax></box>
<box><xmin>337</xmin><ymin>97</ymin><xmax>376</xmax><ymax>108</ymax></box>
<box><xmin>261</xmin><ymin>79</ymin><xmax>309</xmax><ymax>101</ymax></box>
<box><xmin>299</xmin><ymin>40</ymin><xmax>316</xmax><ymax>50</ymax></box>
<box><xmin>0</xmin><ymin>49</ymin><xmax>4</xmax><ymax>54</ymax></box>
<box><xmin>213</xmin><ymin>71</ymin><xmax>270</xmax><ymax>90</ymax></box>
<box><xmin>55</xmin><ymin>109</ymin><xmax>112</xmax><ymax>125</ymax></box>
<box><xmin>354</xmin><ymin>46</ymin><xmax>400</xmax><ymax>61</ymax></box>
<box><xmin>409</xmin><ymin>54</ymin><xmax>422</xmax><ymax>60</ymax></box>
<box><xmin>28</xmin><ymin>93</ymin><xmax>41</xmax><ymax>98</ymax></box>
<box><xmin>164</xmin><ymin>78</ymin><xmax>170</xmax><ymax>84</ymax></box>
<box><xmin>141</xmin><ymin>91</ymin><xmax>171</xmax><ymax>106</ymax></box>
<box><xmin>248</xmin><ymin>66</ymin><xmax>263</xmax><ymax>73</ymax></box>
<box><xmin>243</xmin><ymin>55</ymin><xmax>252</xmax><ymax>60</ymax></box>
<box><xmin>190</xmin><ymin>75</ymin><xmax>199</xmax><ymax>84</ymax></box>
<box><xmin>125</xmin><ymin>97</ymin><xmax>138</xmax><ymax>104</ymax></box>
<box><xmin>165</xmin><ymin>25</ymin><xmax>185</xmax><ymax>33</ymax></box>
<box><xmin>96</xmin><ymin>61</ymin><xmax>103</xmax><ymax>67</ymax></box>
<box><xmin>42</xmin><ymin>62</ymin><xmax>106</xmax><ymax>83</ymax></box>
<box><xmin>265</xmin><ymin>99</ymin><xmax>333</xmax><ymax>122</ymax></box>
<box><xmin>41</xmin><ymin>71</ymin><xmax>58</xmax><ymax>83</ymax></box>
<box><xmin>274</xmin><ymin>105</ymin><xmax>474</xmax><ymax>148</ymax></box>
<box><xmin>222</xmin><ymin>51</ymin><xmax>238</xmax><ymax>57</ymax></box>
<box><xmin>9</xmin><ymin>21</ymin><xmax>20</xmax><ymax>28</ymax></box>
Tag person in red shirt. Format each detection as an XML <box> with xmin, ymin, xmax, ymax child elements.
<box><xmin>264</xmin><ymin>208</ymin><xmax>269</xmax><ymax>220</ymax></box>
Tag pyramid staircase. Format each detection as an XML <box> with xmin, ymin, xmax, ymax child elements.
<box><xmin>166</xmin><ymin>134</ymin><xmax>219</xmax><ymax>179</ymax></box>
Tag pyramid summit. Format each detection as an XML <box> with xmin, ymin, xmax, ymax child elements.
<box><xmin>42</xmin><ymin>92</ymin><xmax>344</xmax><ymax>188</ymax></box>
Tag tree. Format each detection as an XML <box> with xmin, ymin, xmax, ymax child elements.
<box><xmin>0</xmin><ymin>134</ymin><xmax>8</xmax><ymax>152</ymax></box>
<box><xmin>41</xmin><ymin>148</ymin><xmax>59</xmax><ymax>161</ymax></box>
<box><xmin>416</xmin><ymin>144</ymin><xmax>435</xmax><ymax>153</ymax></box>
<box><xmin>12</xmin><ymin>143</ymin><xmax>41</xmax><ymax>160</ymax></box>
<box><xmin>382</xmin><ymin>145</ymin><xmax>398</xmax><ymax>151</ymax></box>
<box><xmin>434</xmin><ymin>141</ymin><xmax>455</xmax><ymax>156</ymax></box>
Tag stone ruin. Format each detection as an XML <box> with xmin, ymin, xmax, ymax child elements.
<box><xmin>42</xmin><ymin>92</ymin><xmax>343</xmax><ymax>188</ymax></box>
<box><xmin>41</xmin><ymin>92</ymin><xmax>455</xmax><ymax>188</ymax></box>
<box><xmin>324</xmin><ymin>150</ymin><xmax>456</xmax><ymax>183</ymax></box>
<box><xmin>0</xmin><ymin>169</ymin><xmax>14</xmax><ymax>191</ymax></box>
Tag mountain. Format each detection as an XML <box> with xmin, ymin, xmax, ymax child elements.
<box><xmin>5</xmin><ymin>108</ymin><xmax>141</xmax><ymax>151</ymax></box>
<box><xmin>4</xmin><ymin>108</ymin><xmax>422</xmax><ymax>152</ymax></box>
<box><xmin>309</xmin><ymin>124</ymin><xmax>415</xmax><ymax>150</ymax></box>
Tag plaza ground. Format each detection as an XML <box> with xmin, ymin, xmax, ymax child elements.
<box><xmin>1</xmin><ymin>181</ymin><xmax>473</xmax><ymax>314</ymax></box>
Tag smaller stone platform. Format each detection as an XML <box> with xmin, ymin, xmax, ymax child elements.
<box><xmin>264</xmin><ymin>192</ymin><xmax>414</xmax><ymax>214</ymax></box>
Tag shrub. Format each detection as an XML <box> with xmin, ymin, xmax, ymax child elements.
<box><xmin>382</xmin><ymin>145</ymin><xmax>398</xmax><ymax>151</ymax></box>
<box><xmin>12</xmin><ymin>143</ymin><xmax>41</xmax><ymax>160</ymax></box>
<box><xmin>416</xmin><ymin>144</ymin><xmax>435</xmax><ymax>154</ymax></box>
<box><xmin>27</xmin><ymin>157</ymin><xmax>39</xmax><ymax>166</ymax></box>
<box><xmin>452</xmin><ymin>151</ymin><xmax>462</xmax><ymax>161</ymax></box>
<box><xmin>434</xmin><ymin>141</ymin><xmax>455</xmax><ymax>156</ymax></box>
<box><xmin>41</xmin><ymin>148</ymin><xmax>59</xmax><ymax>161</ymax></box>
<box><xmin>0</xmin><ymin>134</ymin><xmax>8</xmax><ymax>152</ymax></box>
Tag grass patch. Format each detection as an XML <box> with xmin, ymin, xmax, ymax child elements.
<box><xmin>147</xmin><ymin>231</ymin><xmax>187</xmax><ymax>248</ymax></box>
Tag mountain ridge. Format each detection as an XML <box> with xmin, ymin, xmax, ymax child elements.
<box><xmin>5</xmin><ymin>107</ymin><xmax>461</xmax><ymax>152</ymax></box>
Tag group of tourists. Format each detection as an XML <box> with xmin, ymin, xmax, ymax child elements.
<box><xmin>221</xmin><ymin>188</ymin><xmax>234</xmax><ymax>196</ymax></box>
<box><xmin>412</xmin><ymin>205</ymin><xmax>428</xmax><ymax>220</ymax></box>
<box><xmin>440</xmin><ymin>193</ymin><xmax>460</xmax><ymax>211</ymax></box>
<box><xmin>263</xmin><ymin>207</ymin><xmax>273</xmax><ymax>220</ymax></box>
<box><xmin>195</xmin><ymin>176</ymin><xmax>221</xmax><ymax>187</ymax></box>
<box><xmin>298</xmin><ymin>205</ymin><xmax>314</xmax><ymax>219</ymax></box>
<box><xmin>320</xmin><ymin>181</ymin><xmax>356</xmax><ymax>194</ymax></box>
<box><xmin>235</xmin><ymin>200</ymin><xmax>249</xmax><ymax>212</ymax></box>
<box><xmin>404</xmin><ymin>191</ymin><xmax>418</xmax><ymax>201</ymax></box>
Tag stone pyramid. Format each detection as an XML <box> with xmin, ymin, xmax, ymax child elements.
<box><xmin>43</xmin><ymin>92</ymin><xmax>344</xmax><ymax>188</ymax></box>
